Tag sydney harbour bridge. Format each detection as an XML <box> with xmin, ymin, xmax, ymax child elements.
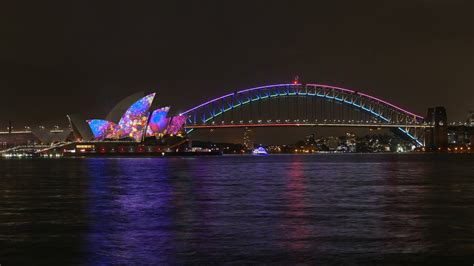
<box><xmin>180</xmin><ymin>83</ymin><xmax>434</xmax><ymax>147</ymax></box>
<box><xmin>2</xmin><ymin>81</ymin><xmax>448</xmax><ymax>157</ymax></box>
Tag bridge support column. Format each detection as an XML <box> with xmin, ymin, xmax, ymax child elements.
<box><xmin>425</xmin><ymin>107</ymin><xmax>448</xmax><ymax>151</ymax></box>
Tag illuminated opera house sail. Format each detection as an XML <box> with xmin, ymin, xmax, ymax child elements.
<box><xmin>166</xmin><ymin>115</ymin><xmax>186</xmax><ymax>135</ymax></box>
<box><xmin>115</xmin><ymin>93</ymin><xmax>155</xmax><ymax>141</ymax></box>
<box><xmin>86</xmin><ymin>119</ymin><xmax>117</xmax><ymax>140</ymax></box>
<box><xmin>146</xmin><ymin>107</ymin><xmax>170</xmax><ymax>137</ymax></box>
<box><xmin>69</xmin><ymin>92</ymin><xmax>186</xmax><ymax>142</ymax></box>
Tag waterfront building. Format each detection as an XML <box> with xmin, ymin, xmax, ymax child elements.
<box><xmin>69</xmin><ymin>92</ymin><xmax>186</xmax><ymax>142</ymax></box>
<box><xmin>243</xmin><ymin>127</ymin><xmax>254</xmax><ymax>150</ymax></box>
<box><xmin>0</xmin><ymin>127</ymin><xmax>73</xmax><ymax>149</ymax></box>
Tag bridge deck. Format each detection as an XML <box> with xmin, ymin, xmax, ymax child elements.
<box><xmin>185</xmin><ymin>122</ymin><xmax>433</xmax><ymax>129</ymax></box>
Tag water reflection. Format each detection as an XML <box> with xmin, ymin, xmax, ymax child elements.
<box><xmin>84</xmin><ymin>158</ymin><xmax>176</xmax><ymax>264</ymax></box>
<box><xmin>281</xmin><ymin>158</ymin><xmax>312</xmax><ymax>253</ymax></box>
<box><xmin>0</xmin><ymin>154</ymin><xmax>473</xmax><ymax>264</ymax></box>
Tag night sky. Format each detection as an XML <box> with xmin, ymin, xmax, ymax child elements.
<box><xmin>1</xmin><ymin>0</ymin><xmax>473</xmax><ymax>134</ymax></box>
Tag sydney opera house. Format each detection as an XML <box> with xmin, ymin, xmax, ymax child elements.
<box><xmin>68</xmin><ymin>92</ymin><xmax>186</xmax><ymax>142</ymax></box>
<box><xmin>0</xmin><ymin>92</ymin><xmax>190</xmax><ymax>156</ymax></box>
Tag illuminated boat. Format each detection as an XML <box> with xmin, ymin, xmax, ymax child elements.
<box><xmin>252</xmin><ymin>147</ymin><xmax>268</xmax><ymax>155</ymax></box>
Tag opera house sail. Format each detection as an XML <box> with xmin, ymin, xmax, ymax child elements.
<box><xmin>115</xmin><ymin>93</ymin><xmax>156</xmax><ymax>141</ymax></box>
<box><xmin>86</xmin><ymin>120</ymin><xmax>117</xmax><ymax>140</ymax></box>
<box><xmin>166</xmin><ymin>115</ymin><xmax>186</xmax><ymax>135</ymax></box>
<box><xmin>146</xmin><ymin>107</ymin><xmax>170</xmax><ymax>137</ymax></box>
<box><xmin>74</xmin><ymin>92</ymin><xmax>185</xmax><ymax>143</ymax></box>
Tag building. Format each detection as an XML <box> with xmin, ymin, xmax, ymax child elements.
<box><xmin>447</xmin><ymin>111</ymin><xmax>474</xmax><ymax>148</ymax></box>
<box><xmin>243</xmin><ymin>127</ymin><xmax>254</xmax><ymax>150</ymax></box>
<box><xmin>0</xmin><ymin>127</ymin><xmax>73</xmax><ymax>150</ymax></box>
<box><xmin>1</xmin><ymin>92</ymin><xmax>187</xmax><ymax>151</ymax></box>
<box><xmin>345</xmin><ymin>132</ymin><xmax>357</xmax><ymax>152</ymax></box>
<box><xmin>69</xmin><ymin>92</ymin><xmax>186</xmax><ymax>142</ymax></box>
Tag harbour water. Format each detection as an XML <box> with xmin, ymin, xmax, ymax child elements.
<box><xmin>1</xmin><ymin>154</ymin><xmax>473</xmax><ymax>264</ymax></box>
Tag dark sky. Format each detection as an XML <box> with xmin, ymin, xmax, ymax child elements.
<box><xmin>1</xmin><ymin>0</ymin><xmax>473</xmax><ymax>131</ymax></box>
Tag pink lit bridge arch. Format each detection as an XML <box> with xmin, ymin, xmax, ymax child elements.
<box><xmin>180</xmin><ymin>83</ymin><xmax>430</xmax><ymax>146</ymax></box>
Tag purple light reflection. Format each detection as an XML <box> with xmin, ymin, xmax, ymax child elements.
<box><xmin>83</xmin><ymin>158</ymin><xmax>176</xmax><ymax>264</ymax></box>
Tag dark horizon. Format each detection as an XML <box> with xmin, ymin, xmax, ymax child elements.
<box><xmin>2</xmin><ymin>0</ymin><xmax>473</xmax><ymax>129</ymax></box>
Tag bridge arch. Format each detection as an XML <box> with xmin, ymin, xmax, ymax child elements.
<box><xmin>180</xmin><ymin>83</ymin><xmax>426</xmax><ymax>146</ymax></box>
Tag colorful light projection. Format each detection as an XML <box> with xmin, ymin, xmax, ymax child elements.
<box><xmin>166</xmin><ymin>115</ymin><xmax>186</xmax><ymax>135</ymax></box>
<box><xmin>116</xmin><ymin>93</ymin><xmax>156</xmax><ymax>141</ymax></box>
<box><xmin>86</xmin><ymin>119</ymin><xmax>117</xmax><ymax>140</ymax></box>
<box><xmin>85</xmin><ymin>92</ymin><xmax>189</xmax><ymax>141</ymax></box>
<box><xmin>146</xmin><ymin>107</ymin><xmax>170</xmax><ymax>137</ymax></box>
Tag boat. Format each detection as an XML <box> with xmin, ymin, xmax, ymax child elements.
<box><xmin>252</xmin><ymin>147</ymin><xmax>268</xmax><ymax>155</ymax></box>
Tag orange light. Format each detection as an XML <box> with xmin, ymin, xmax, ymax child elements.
<box><xmin>293</xmin><ymin>80</ymin><xmax>298</xmax><ymax>85</ymax></box>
